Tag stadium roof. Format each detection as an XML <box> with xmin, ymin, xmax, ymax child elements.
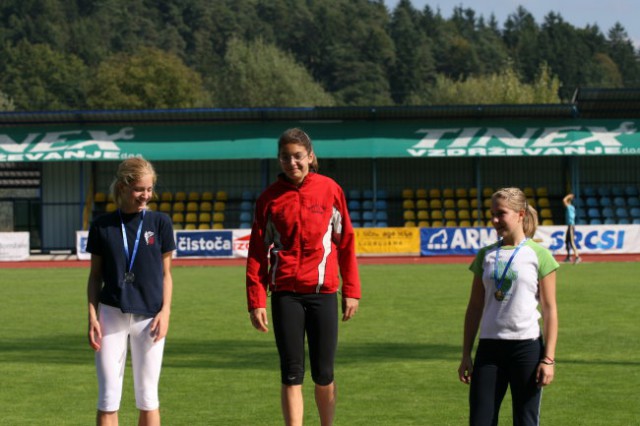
<box><xmin>0</xmin><ymin>87</ymin><xmax>638</xmax><ymax>125</ymax></box>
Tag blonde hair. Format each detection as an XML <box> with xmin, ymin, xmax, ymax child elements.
<box><xmin>109</xmin><ymin>157</ymin><xmax>157</xmax><ymax>208</ymax></box>
<box><xmin>278</xmin><ymin>128</ymin><xmax>319</xmax><ymax>172</ymax></box>
<box><xmin>492</xmin><ymin>187</ymin><xmax>538</xmax><ymax>238</ymax></box>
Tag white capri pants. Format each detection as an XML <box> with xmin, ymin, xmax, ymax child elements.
<box><xmin>96</xmin><ymin>303</ymin><xmax>165</xmax><ymax>412</ymax></box>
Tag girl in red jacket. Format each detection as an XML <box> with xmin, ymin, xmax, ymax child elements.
<box><xmin>246</xmin><ymin>128</ymin><xmax>361</xmax><ymax>426</ymax></box>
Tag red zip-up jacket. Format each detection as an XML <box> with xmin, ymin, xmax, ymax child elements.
<box><xmin>246</xmin><ymin>173</ymin><xmax>361</xmax><ymax>311</ymax></box>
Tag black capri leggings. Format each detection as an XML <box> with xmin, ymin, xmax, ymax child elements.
<box><xmin>271</xmin><ymin>292</ymin><xmax>338</xmax><ymax>386</ymax></box>
<box><xmin>470</xmin><ymin>338</ymin><xmax>544</xmax><ymax>426</ymax></box>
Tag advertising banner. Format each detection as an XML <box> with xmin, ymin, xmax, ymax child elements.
<box><xmin>76</xmin><ymin>230</ymin><xmax>90</xmax><ymax>260</ymax></box>
<box><xmin>3</xmin><ymin>119</ymin><xmax>639</xmax><ymax>162</ymax></box>
<box><xmin>355</xmin><ymin>227</ymin><xmax>421</xmax><ymax>255</ymax></box>
<box><xmin>175</xmin><ymin>230</ymin><xmax>233</xmax><ymax>258</ymax></box>
<box><xmin>420</xmin><ymin>225</ymin><xmax>640</xmax><ymax>256</ymax></box>
<box><xmin>0</xmin><ymin>232</ymin><xmax>30</xmax><ymax>261</ymax></box>
<box><xmin>232</xmin><ymin>229</ymin><xmax>252</xmax><ymax>258</ymax></box>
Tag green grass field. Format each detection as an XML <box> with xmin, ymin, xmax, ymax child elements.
<box><xmin>1</xmin><ymin>261</ymin><xmax>639</xmax><ymax>425</ymax></box>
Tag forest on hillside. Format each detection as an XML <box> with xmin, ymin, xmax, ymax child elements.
<box><xmin>0</xmin><ymin>0</ymin><xmax>638</xmax><ymax>112</ymax></box>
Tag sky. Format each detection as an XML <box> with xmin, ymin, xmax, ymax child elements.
<box><xmin>383</xmin><ymin>0</ymin><xmax>640</xmax><ymax>48</ymax></box>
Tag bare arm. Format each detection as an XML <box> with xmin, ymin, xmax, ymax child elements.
<box><xmin>87</xmin><ymin>254</ymin><xmax>103</xmax><ymax>351</ymax></box>
<box><xmin>562</xmin><ymin>193</ymin><xmax>573</xmax><ymax>208</ymax></box>
<box><xmin>537</xmin><ymin>271</ymin><xmax>558</xmax><ymax>387</ymax></box>
<box><xmin>458</xmin><ymin>275</ymin><xmax>485</xmax><ymax>384</ymax></box>
<box><xmin>151</xmin><ymin>252</ymin><xmax>173</xmax><ymax>342</ymax></box>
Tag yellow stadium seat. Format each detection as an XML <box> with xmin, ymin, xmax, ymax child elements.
<box><xmin>106</xmin><ymin>202</ymin><xmax>117</xmax><ymax>212</ymax></box>
<box><xmin>482</xmin><ymin>187</ymin><xmax>494</xmax><ymax>198</ymax></box>
<box><xmin>455</xmin><ymin>188</ymin><xmax>468</xmax><ymax>199</ymax></box>
<box><xmin>537</xmin><ymin>197</ymin><xmax>550</xmax><ymax>208</ymax></box>
<box><xmin>428</xmin><ymin>188</ymin><xmax>441</xmax><ymax>199</ymax></box>
<box><xmin>431</xmin><ymin>210</ymin><xmax>443</xmax><ymax>220</ymax></box>
<box><xmin>417</xmin><ymin>210</ymin><xmax>429</xmax><ymax>220</ymax></box>
<box><xmin>418</xmin><ymin>221</ymin><xmax>430</xmax><ymax>228</ymax></box>
<box><xmin>216</xmin><ymin>190</ymin><xmax>228</xmax><ymax>202</ymax></box>
<box><xmin>214</xmin><ymin>201</ymin><xmax>226</xmax><ymax>212</ymax></box>
<box><xmin>458</xmin><ymin>210</ymin><xmax>470</xmax><ymax>220</ymax></box>
<box><xmin>444</xmin><ymin>210</ymin><xmax>457</xmax><ymax>220</ymax></box>
<box><xmin>173</xmin><ymin>223</ymin><xmax>183</xmax><ymax>230</ymax></box>
<box><xmin>174</xmin><ymin>191</ymin><xmax>187</xmax><ymax>202</ymax></box>
<box><xmin>457</xmin><ymin>199</ymin><xmax>470</xmax><ymax>209</ymax></box>
<box><xmin>431</xmin><ymin>220</ymin><xmax>444</xmax><ymax>227</ymax></box>
<box><xmin>185</xmin><ymin>223</ymin><xmax>197</xmax><ymax>230</ymax></box>
<box><xmin>470</xmin><ymin>199</ymin><xmax>479</xmax><ymax>209</ymax></box>
<box><xmin>402</xmin><ymin>188</ymin><xmax>414</xmax><ymax>199</ymax></box>
<box><xmin>213</xmin><ymin>212</ymin><xmax>225</xmax><ymax>223</ymax></box>
<box><xmin>403</xmin><ymin>199</ymin><xmax>415</xmax><ymax>210</ymax></box>
<box><xmin>185</xmin><ymin>212</ymin><xmax>198</xmax><ymax>223</ymax></box>
<box><xmin>429</xmin><ymin>199</ymin><xmax>442</xmax><ymax>209</ymax></box>
<box><xmin>161</xmin><ymin>192</ymin><xmax>173</xmax><ymax>202</ymax></box>
<box><xmin>443</xmin><ymin>199</ymin><xmax>455</xmax><ymax>209</ymax></box>
<box><xmin>198</xmin><ymin>223</ymin><xmax>211</xmax><ymax>230</ymax></box>
<box><xmin>485</xmin><ymin>209</ymin><xmax>492</xmax><ymax>218</ymax></box>
<box><xmin>536</xmin><ymin>187</ymin><xmax>548</xmax><ymax>197</ymax></box>
<box><xmin>469</xmin><ymin>188</ymin><xmax>478</xmax><ymax>198</ymax></box>
<box><xmin>403</xmin><ymin>210</ymin><xmax>416</xmax><ymax>221</ymax></box>
<box><xmin>199</xmin><ymin>201</ymin><xmax>213</xmax><ymax>212</ymax></box>
<box><xmin>186</xmin><ymin>202</ymin><xmax>198</xmax><ymax>212</ymax></box>
<box><xmin>540</xmin><ymin>209</ymin><xmax>552</xmax><ymax>219</ymax></box>
<box><xmin>172</xmin><ymin>201</ymin><xmax>185</xmax><ymax>212</ymax></box>
<box><xmin>146</xmin><ymin>202</ymin><xmax>157</xmax><ymax>211</ymax></box>
<box><xmin>473</xmin><ymin>220</ymin><xmax>484</xmax><ymax>227</ymax></box>
<box><xmin>198</xmin><ymin>212</ymin><xmax>211</xmax><ymax>224</ymax></box>
<box><xmin>416</xmin><ymin>188</ymin><xmax>428</xmax><ymax>199</ymax></box>
<box><xmin>542</xmin><ymin>219</ymin><xmax>554</xmax><ymax>226</ymax></box>
<box><xmin>472</xmin><ymin>209</ymin><xmax>483</xmax><ymax>219</ymax></box>
<box><xmin>171</xmin><ymin>212</ymin><xmax>185</xmax><ymax>224</ymax></box>
<box><xmin>524</xmin><ymin>187</ymin><xmax>535</xmax><ymax>198</ymax></box>
<box><xmin>159</xmin><ymin>202</ymin><xmax>172</xmax><ymax>213</ymax></box>
<box><xmin>404</xmin><ymin>221</ymin><xmax>417</xmax><ymax>227</ymax></box>
<box><xmin>442</xmin><ymin>188</ymin><xmax>454</xmax><ymax>199</ymax></box>
<box><xmin>94</xmin><ymin>192</ymin><xmax>107</xmax><ymax>203</ymax></box>
<box><xmin>486</xmin><ymin>220</ymin><xmax>493</xmax><ymax>227</ymax></box>
<box><xmin>459</xmin><ymin>220</ymin><xmax>472</xmax><ymax>227</ymax></box>
<box><xmin>212</xmin><ymin>223</ymin><xmax>224</xmax><ymax>229</ymax></box>
<box><xmin>201</xmin><ymin>191</ymin><xmax>214</xmax><ymax>201</ymax></box>
<box><xmin>528</xmin><ymin>198</ymin><xmax>537</xmax><ymax>208</ymax></box>
<box><xmin>483</xmin><ymin>198</ymin><xmax>493</xmax><ymax>208</ymax></box>
<box><xmin>188</xmin><ymin>191</ymin><xmax>200</xmax><ymax>202</ymax></box>
<box><xmin>416</xmin><ymin>199</ymin><xmax>428</xmax><ymax>210</ymax></box>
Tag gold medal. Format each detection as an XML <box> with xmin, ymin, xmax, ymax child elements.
<box><xmin>494</xmin><ymin>290</ymin><xmax>504</xmax><ymax>301</ymax></box>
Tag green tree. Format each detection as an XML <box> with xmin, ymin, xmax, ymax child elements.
<box><xmin>607</xmin><ymin>23</ymin><xmax>640</xmax><ymax>86</ymax></box>
<box><xmin>0</xmin><ymin>91</ymin><xmax>15</xmax><ymax>111</ymax></box>
<box><xmin>388</xmin><ymin>0</ymin><xmax>436</xmax><ymax>104</ymax></box>
<box><xmin>87</xmin><ymin>47</ymin><xmax>208</xmax><ymax>109</ymax></box>
<box><xmin>0</xmin><ymin>41</ymin><xmax>89</xmax><ymax>110</ymax></box>
<box><xmin>503</xmin><ymin>7</ymin><xmax>542</xmax><ymax>83</ymax></box>
<box><xmin>216</xmin><ymin>37</ymin><xmax>335</xmax><ymax>107</ymax></box>
<box><xmin>428</xmin><ymin>64</ymin><xmax>560</xmax><ymax>105</ymax></box>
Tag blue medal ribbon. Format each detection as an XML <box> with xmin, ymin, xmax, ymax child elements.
<box><xmin>493</xmin><ymin>238</ymin><xmax>527</xmax><ymax>299</ymax></box>
<box><xmin>119</xmin><ymin>209</ymin><xmax>145</xmax><ymax>278</ymax></box>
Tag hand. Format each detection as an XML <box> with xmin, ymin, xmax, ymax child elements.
<box><xmin>458</xmin><ymin>356</ymin><xmax>473</xmax><ymax>385</ymax></box>
<box><xmin>88</xmin><ymin>318</ymin><xmax>102</xmax><ymax>351</ymax></box>
<box><xmin>150</xmin><ymin>309</ymin><xmax>170</xmax><ymax>343</ymax></box>
<box><xmin>250</xmin><ymin>308</ymin><xmax>269</xmax><ymax>332</ymax></box>
<box><xmin>536</xmin><ymin>363</ymin><xmax>555</xmax><ymax>388</ymax></box>
<box><xmin>342</xmin><ymin>297</ymin><xmax>359</xmax><ymax>322</ymax></box>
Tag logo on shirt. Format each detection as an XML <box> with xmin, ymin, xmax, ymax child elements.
<box><xmin>144</xmin><ymin>231</ymin><xmax>155</xmax><ymax>245</ymax></box>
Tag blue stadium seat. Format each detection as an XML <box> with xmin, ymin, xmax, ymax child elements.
<box><xmin>601</xmin><ymin>207</ymin><xmax>615</xmax><ymax>219</ymax></box>
<box><xmin>363</xmin><ymin>222</ymin><xmax>375</xmax><ymax>228</ymax></box>
<box><xmin>375</xmin><ymin>200</ymin><xmax>388</xmax><ymax>210</ymax></box>
<box><xmin>630</xmin><ymin>207</ymin><xmax>640</xmax><ymax>219</ymax></box>
<box><xmin>611</xmin><ymin>186</ymin><xmax>625</xmax><ymax>197</ymax></box>
<box><xmin>240</xmin><ymin>222</ymin><xmax>252</xmax><ymax>229</ymax></box>
<box><xmin>628</xmin><ymin>197</ymin><xmax>640</xmax><ymax>207</ymax></box>
<box><xmin>618</xmin><ymin>218</ymin><xmax>630</xmax><ymax>225</ymax></box>
<box><xmin>350</xmin><ymin>211</ymin><xmax>361</xmax><ymax>222</ymax></box>
<box><xmin>603</xmin><ymin>218</ymin><xmax>616</xmax><ymax>225</ymax></box>
<box><xmin>589</xmin><ymin>218</ymin><xmax>602</xmax><ymax>225</ymax></box>
<box><xmin>362</xmin><ymin>189</ymin><xmax>374</xmax><ymax>200</ymax></box>
<box><xmin>599</xmin><ymin>197</ymin><xmax>612</xmax><ymax>207</ymax></box>
<box><xmin>583</xmin><ymin>186</ymin><xmax>597</xmax><ymax>197</ymax></box>
<box><xmin>598</xmin><ymin>187</ymin><xmax>611</xmax><ymax>197</ymax></box>
<box><xmin>633</xmin><ymin>219</ymin><xmax>640</xmax><ymax>225</ymax></box>
<box><xmin>349</xmin><ymin>189</ymin><xmax>361</xmax><ymax>200</ymax></box>
<box><xmin>376</xmin><ymin>189</ymin><xmax>388</xmax><ymax>200</ymax></box>
<box><xmin>615</xmin><ymin>207</ymin><xmax>629</xmax><ymax>219</ymax></box>
<box><xmin>587</xmin><ymin>208</ymin><xmax>601</xmax><ymax>219</ymax></box>
<box><xmin>362</xmin><ymin>200</ymin><xmax>374</xmax><ymax>210</ymax></box>
<box><xmin>625</xmin><ymin>185</ymin><xmax>639</xmax><ymax>197</ymax></box>
<box><xmin>586</xmin><ymin>197</ymin><xmax>599</xmax><ymax>208</ymax></box>
<box><xmin>375</xmin><ymin>221</ymin><xmax>388</xmax><ymax>228</ymax></box>
<box><xmin>348</xmin><ymin>200</ymin><xmax>361</xmax><ymax>211</ymax></box>
<box><xmin>362</xmin><ymin>211</ymin><xmax>374</xmax><ymax>221</ymax></box>
<box><xmin>613</xmin><ymin>197</ymin><xmax>626</xmax><ymax>207</ymax></box>
<box><xmin>239</xmin><ymin>211</ymin><xmax>252</xmax><ymax>222</ymax></box>
<box><xmin>375</xmin><ymin>211</ymin><xmax>388</xmax><ymax>221</ymax></box>
<box><xmin>240</xmin><ymin>201</ymin><xmax>253</xmax><ymax>211</ymax></box>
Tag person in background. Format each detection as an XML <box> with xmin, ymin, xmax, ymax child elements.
<box><xmin>562</xmin><ymin>193</ymin><xmax>582</xmax><ymax>264</ymax></box>
<box><xmin>246</xmin><ymin>128</ymin><xmax>361</xmax><ymax>426</ymax></box>
<box><xmin>458</xmin><ymin>187</ymin><xmax>559</xmax><ymax>426</ymax></box>
<box><xmin>87</xmin><ymin>157</ymin><xmax>176</xmax><ymax>426</ymax></box>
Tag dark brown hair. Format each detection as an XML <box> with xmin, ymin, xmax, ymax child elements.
<box><xmin>278</xmin><ymin>128</ymin><xmax>319</xmax><ymax>172</ymax></box>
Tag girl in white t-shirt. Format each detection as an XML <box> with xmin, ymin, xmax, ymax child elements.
<box><xmin>458</xmin><ymin>187</ymin><xmax>559</xmax><ymax>426</ymax></box>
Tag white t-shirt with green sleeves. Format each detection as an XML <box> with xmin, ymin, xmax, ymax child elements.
<box><xmin>470</xmin><ymin>239</ymin><xmax>559</xmax><ymax>340</ymax></box>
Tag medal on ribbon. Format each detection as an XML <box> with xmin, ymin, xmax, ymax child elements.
<box><xmin>119</xmin><ymin>209</ymin><xmax>145</xmax><ymax>285</ymax></box>
<box><xmin>493</xmin><ymin>238</ymin><xmax>527</xmax><ymax>302</ymax></box>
